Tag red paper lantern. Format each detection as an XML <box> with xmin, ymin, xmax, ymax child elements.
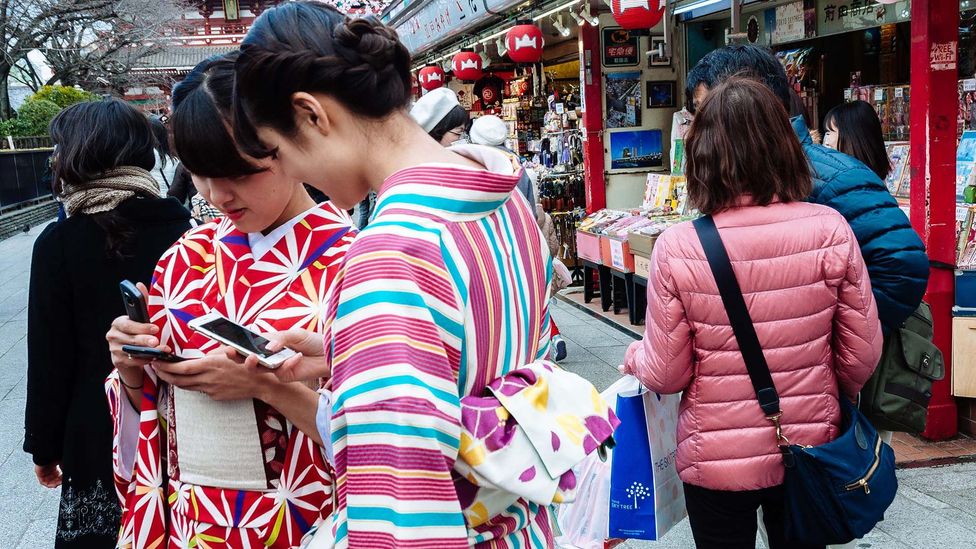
<box><xmin>505</xmin><ymin>21</ymin><xmax>544</xmax><ymax>64</ymax></box>
<box><xmin>418</xmin><ymin>64</ymin><xmax>446</xmax><ymax>91</ymax></box>
<box><xmin>610</xmin><ymin>0</ymin><xmax>666</xmax><ymax>30</ymax></box>
<box><xmin>452</xmin><ymin>49</ymin><xmax>483</xmax><ymax>81</ymax></box>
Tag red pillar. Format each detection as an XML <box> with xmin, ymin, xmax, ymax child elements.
<box><xmin>579</xmin><ymin>11</ymin><xmax>606</xmax><ymax>213</ymax></box>
<box><xmin>909</xmin><ymin>0</ymin><xmax>959</xmax><ymax>440</ymax></box>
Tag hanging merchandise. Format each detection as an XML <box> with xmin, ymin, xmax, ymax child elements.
<box><xmin>453</xmin><ymin>49</ymin><xmax>484</xmax><ymax>81</ymax></box>
<box><xmin>506</xmin><ymin>20</ymin><xmax>545</xmax><ymax>64</ymax></box>
<box><xmin>609</xmin><ymin>0</ymin><xmax>666</xmax><ymax>31</ymax></box>
<box><xmin>474</xmin><ymin>74</ymin><xmax>507</xmax><ymax>109</ymax></box>
<box><xmin>418</xmin><ymin>64</ymin><xmax>446</xmax><ymax>91</ymax></box>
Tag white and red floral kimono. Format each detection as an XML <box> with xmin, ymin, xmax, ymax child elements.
<box><xmin>106</xmin><ymin>203</ymin><xmax>355</xmax><ymax>548</ymax></box>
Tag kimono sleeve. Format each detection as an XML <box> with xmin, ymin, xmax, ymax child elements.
<box><xmin>327</xmin><ymin>230</ymin><xmax>469</xmax><ymax>548</ymax></box>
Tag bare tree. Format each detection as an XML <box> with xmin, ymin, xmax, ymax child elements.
<box><xmin>42</xmin><ymin>0</ymin><xmax>191</xmax><ymax>92</ymax></box>
<box><xmin>0</xmin><ymin>0</ymin><xmax>118</xmax><ymax>119</ymax></box>
<box><xmin>9</xmin><ymin>55</ymin><xmax>45</xmax><ymax>92</ymax></box>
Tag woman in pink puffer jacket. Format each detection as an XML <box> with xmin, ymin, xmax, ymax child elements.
<box><xmin>622</xmin><ymin>78</ymin><xmax>883</xmax><ymax>549</ymax></box>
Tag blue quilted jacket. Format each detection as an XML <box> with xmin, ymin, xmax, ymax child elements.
<box><xmin>793</xmin><ymin>117</ymin><xmax>929</xmax><ymax>330</ymax></box>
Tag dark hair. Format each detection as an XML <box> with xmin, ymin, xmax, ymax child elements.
<box><xmin>48</xmin><ymin>99</ymin><xmax>156</xmax><ymax>257</ymax></box>
<box><xmin>171</xmin><ymin>52</ymin><xmax>267</xmax><ymax>178</ymax></box>
<box><xmin>428</xmin><ymin>105</ymin><xmax>469</xmax><ymax>142</ymax></box>
<box><xmin>788</xmin><ymin>89</ymin><xmax>812</xmax><ymax>127</ymax></box>
<box><xmin>685</xmin><ymin>45</ymin><xmax>791</xmax><ymax>114</ymax></box>
<box><xmin>233</xmin><ymin>1</ymin><xmax>412</xmax><ymax>157</ymax></box>
<box><xmin>824</xmin><ymin>100</ymin><xmax>891</xmax><ymax>180</ymax></box>
<box><xmin>685</xmin><ymin>77</ymin><xmax>812</xmax><ymax>215</ymax></box>
<box><xmin>49</xmin><ymin>99</ymin><xmax>156</xmax><ymax>192</ymax></box>
<box><xmin>149</xmin><ymin>115</ymin><xmax>171</xmax><ymax>168</ymax></box>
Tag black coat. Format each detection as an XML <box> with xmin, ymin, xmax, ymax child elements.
<box><xmin>24</xmin><ymin>196</ymin><xmax>190</xmax><ymax>546</ymax></box>
<box><xmin>165</xmin><ymin>163</ymin><xmax>196</xmax><ymax>206</ymax></box>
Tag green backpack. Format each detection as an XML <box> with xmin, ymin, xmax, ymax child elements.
<box><xmin>860</xmin><ymin>302</ymin><xmax>945</xmax><ymax>433</ymax></box>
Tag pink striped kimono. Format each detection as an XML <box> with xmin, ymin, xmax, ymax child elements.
<box><xmin>323</xmin><ymin>145</ymin><xmax>555</xmax><ymax>548</ymax></box>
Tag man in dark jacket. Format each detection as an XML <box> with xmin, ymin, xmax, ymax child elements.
<box><xmin>685</xmin><ymin>45</ymin><xmax>929</xmax><ymax>330</ymax></box>
<box><xmin>166</xmin><ymin>163</ymin><xmax>196</xmax><ymax>206</ymax></box>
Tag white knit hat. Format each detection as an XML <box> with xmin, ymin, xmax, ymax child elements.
<box><xmin>410</xmin><ymin>88</ymin><xmax>461</xmax><ymax>132</ymax></box>
<box><xmin>469</xmin><ymin>115</ymin><xmax>508</xmax><ymax>147</ymax></box>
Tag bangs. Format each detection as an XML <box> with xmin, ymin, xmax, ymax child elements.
<box><xmin>171</xmin><ymin>86</ymin><xmax>266</xmax><ymax>179</ymax></box>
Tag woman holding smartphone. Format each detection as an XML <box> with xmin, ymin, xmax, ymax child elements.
<box><xmin>25</xmin><ymin>99</ymin><xmax>191</xmax><ymax>547</ymax></box>
<box><xmin>232</xmin><ymin>3</ymin><xmax>556</xmax><ymax>547</ymax></box>
<box><xmin>104</xmin><ymin>52</ymin><xmax>355</xmax><ymax>548</ymax></box>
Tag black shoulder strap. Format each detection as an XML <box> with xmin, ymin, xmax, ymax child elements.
<box><xmin>693</xmin><ymin>216</ymin><xmax>781</xmax><ymax>417</ymax></box>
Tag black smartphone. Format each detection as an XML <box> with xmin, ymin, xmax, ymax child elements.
<box><xmin>120</xmin><ymin>280</ymin><xmax>149</xmax><ymax>323</ymax></box>
<box><xmin>121</xmin><ymin>345</ymin><xmax>185</xmax><ymax>363</ymax></box>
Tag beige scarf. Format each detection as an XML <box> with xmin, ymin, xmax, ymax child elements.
<box><xmin>61</xmin><ymin>166</ymin><xmax>161</xmax><ymax>217</ymax></box>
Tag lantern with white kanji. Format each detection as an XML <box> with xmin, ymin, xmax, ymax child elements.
<box><xmin>610</xmin><ymin>0</ymin><xmax>666</xmax><ymax>30</ymax></box>
<box><xmin>505</xmin><ymin>21</ymin><xmax>544</xmax><ymax>64</ymax></box>
<box><xmin>452</xmin><ymin>49</ymin><xmax>484</xmax><ymax>81</ymax></box>
<box><xmin>418</xmin><ymin>64</ymin><xmax>446</xmax><ymax>91</ymax></box>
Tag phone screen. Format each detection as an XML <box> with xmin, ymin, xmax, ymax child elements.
<box><xmin>199</xmin><ymin>317</ymin><xmax>276</xmax><ymax>358</ymax></box>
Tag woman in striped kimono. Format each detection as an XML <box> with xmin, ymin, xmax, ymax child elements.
<box><xmin>231</xmin><ymin>3</ymin><xmax>559</xmax><ymax>547</ymax></box>
<box><xmin>104</xmin><ymin>53</ymin><xmax>355</xmax><ymax>548</ymax></box>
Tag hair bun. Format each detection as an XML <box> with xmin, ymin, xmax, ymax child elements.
<box><xmin>234</xmin><ymin>0</ymin><xmax>414</xmax><ymax>149</ymax></box>
<box><xmin>333</xmin><ymin>17</ymin><xmax>406</xmax><ymax>71</ymax></box>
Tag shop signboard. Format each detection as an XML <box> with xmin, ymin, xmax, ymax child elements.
<box><xmin>603</xmin><ymin>28</ymin><xmax>640</xmax><ymax>67</ymax></box>
<box><xmin>391</xmin><ymin>0</ymin><xmax>524</xmax><ymax>55</ymax></box>
<box><xmin>818</xmin><ymin>0</ymin><xmax>911</xmax><ymax>37</ymax></box>
<box><xmin>772</xmin><ymin>2</ymin><xmax>806</xmax><ymax>44</ymax></box>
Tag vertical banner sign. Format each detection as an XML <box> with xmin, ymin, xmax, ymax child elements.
<box><xmin>803</xmin><ymin>0</ymin><xmax>817</xmax><ymax>38</ymax></box>
<box><xmin>223</xmin><ymin>0</ymin><xmax>240</xmax><ymax>21</ymax></box>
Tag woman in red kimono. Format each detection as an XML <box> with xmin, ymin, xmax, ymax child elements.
<box><xmin>104</xmin><ymin>52</ymin><xmax>354</xmax><ymax>548</ymax></box>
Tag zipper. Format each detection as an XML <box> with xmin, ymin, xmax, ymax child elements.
<box><xmin>844</xmin><ymin>435</ymin><xmax>882</xmax><ymax>495</ymax></box>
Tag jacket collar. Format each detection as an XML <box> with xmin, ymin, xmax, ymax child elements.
<box><xmin>731</xmin><ymin>194</ymin><xmax>782</xmax><ymax>208</ymax></box>
<box><xmin>116</xmin><ymin>196</ymin><xmax>191</xmax><ymax>223</ymax></box>
<box><xmin>792</xmin><ymin>115</ymin><xmax>814</xmax><ymax>147</ymax></box>
<box><xmin>372</xmin><ymin>144</ymin><xmax>523</xmax><ymax>222</ymax></box>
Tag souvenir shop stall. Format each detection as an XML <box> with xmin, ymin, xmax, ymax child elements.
<box><xmin>676</xmin><ymin>0</ymin><xmax>976</xmax><ymax>437</ymax></box>
<box><xmin>394</xmin><ymin>0</ymin><xmax>689</xmax><ymax>333</ymax></box>
<box><xmin>569</xmin><ymin>5</ymin><xmax>688</xmax><ymax>331</ymax></box>
<box><xmin>535</xmin><ymin>59</ymin><xmax>587</xmax><ymax>282</ymax></box>
<box><xmin>409</xmin><ymin>5</ymin><xmax>595</xmax><ymax>277</ymax></box>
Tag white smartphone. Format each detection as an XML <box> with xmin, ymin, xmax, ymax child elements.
<box><xmin>188</xmin><ymin>312</ymin><xmax>296</xmax><ymax>369</ymax></box>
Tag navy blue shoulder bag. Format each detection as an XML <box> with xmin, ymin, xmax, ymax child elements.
<box><xmin>693</xmin><ymin>215</ymin><xmax>897</xmax><ymax>546</ymax></box>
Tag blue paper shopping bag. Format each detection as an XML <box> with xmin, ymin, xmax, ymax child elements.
<box><xmin>608</xmin><ymin>383</ymin><xmax>685</xmax><ymax>541</ymax></box>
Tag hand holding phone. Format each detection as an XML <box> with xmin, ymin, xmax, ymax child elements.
<box><xmin>188</xmin><ymin>312</ymin><xmax>296</xmax><ymax>369</ymax></box>
<box><xmin>119</xmin><ymin>280</ymin><xmax>149</xmax><ymax>323</ymax></box>
<box><xmin>121</xmin><ymin>345</ymin><xmax>185</xmax><ymax>363</ymax></box>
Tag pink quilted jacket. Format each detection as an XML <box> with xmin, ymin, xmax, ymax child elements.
<box><xmin>624</xmin><ymin>200</ymin><xmax>883</xmax><ymax>491</ymax></box>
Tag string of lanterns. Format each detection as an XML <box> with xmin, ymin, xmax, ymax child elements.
<box><xmin>416</xmin><ymin>0</ymin><xmax>668</xmax><ymax>88</ymax></box>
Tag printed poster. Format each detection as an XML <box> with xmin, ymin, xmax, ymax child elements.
<box><xmin>606</xmin><ymin>71</ymin><xmax>642</xmax><ymax>129</ymax></box>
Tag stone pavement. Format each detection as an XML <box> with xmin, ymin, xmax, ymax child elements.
<box><xmin>550</xmin><ymin>293</ymin><xmax>976</xmax><ymax>549</ymax></box>
<box><xmin>0</xmin><ymin>224</ymin><xmax>974</xmax><ymax>548</ymax></box>
<box><xmin>0</xmin><ymin>223</ymin><xmax>60</xmax><ymax>549</ymax></box>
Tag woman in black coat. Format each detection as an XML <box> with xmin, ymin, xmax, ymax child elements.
<box><xmin>24</xmin><ymin>99</ymin><xmax>191</xmax><ymax>548</ymax></box>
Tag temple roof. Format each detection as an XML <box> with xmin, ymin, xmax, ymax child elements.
<box><xmin>132</xmin><ymin>45</ymin><xmax>238</xmax><ymax>72</ymax></box>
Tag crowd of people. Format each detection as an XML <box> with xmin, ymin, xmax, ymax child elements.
<box><xmin>22</xmin><ymin>2</ymin><xmax>928</xmax><ymax>548</ymax></box>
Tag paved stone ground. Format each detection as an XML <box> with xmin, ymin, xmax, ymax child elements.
<box><xmin>1</xmin><ymin>224</ymin><xmax>975</xmax><ymax>548</ymax></box>
<box><xmin>550</xmin><ymin>295</ymin><xmax>976</xmax><ymax>549</ymax></box>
